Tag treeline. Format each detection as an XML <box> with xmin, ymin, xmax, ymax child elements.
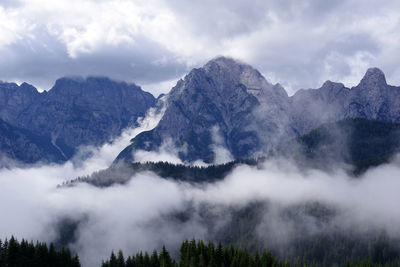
<box><xmin>101</xmin><ymin>239</ymin><xmax>400</xmax><ymax>267</ymax></box>
<box><xmin>0</xmin><ymin>236</ymin><xmax>80</xmax><ymax>267</ymax></box>
<box><xmin>63</xmin><ymin>158</ymin><xmax>260</xmax><ymax>187</ymax></box>
<box><xmin>101</xmin><ymin>239</ymin><xmax>286</xmax><ymax>267</ymax></box>
<box><xmin>1</xmin><ymin>237</ymin><xmax>400</xmax><ymax>266</ymax></box>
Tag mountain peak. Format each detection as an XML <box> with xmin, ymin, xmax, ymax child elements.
<box><xmin>359</xmin><ymin>67</ymin><xmax>387</xmax><ymax>88</ymax></box>
<box><xmin>203</xmin><ymin>56</ymin><xmax>278</xmax><ymax>98</ymax></box>
<box><xmin>203</xmin><ymin>56</ymin><xmax>249</xmax><ymax>74</ymax></box>
<box><xmin>206</xmin><ymin>56</ymin><xmax>243</xmax><ymax>66</ymax></box>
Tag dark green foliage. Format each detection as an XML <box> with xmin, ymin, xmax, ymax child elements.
<box><xmin>101</xmin><ymin>240</ymin><xmax>284</xmax><ymax>267</ymax></box>
<box><xmin>0</xmin><ymin>236</ymin><xmax>80</xmax><ymax>267</ymax></box>
<box><xmin>101</xmin><ymin>239</ymin><xmax>400</xmax><ymax>267</ymax></box>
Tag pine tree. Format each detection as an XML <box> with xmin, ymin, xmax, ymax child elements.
<box><xmin>7</xmin><ymin>236</ymin><xmax>19</xmax><ymax>266</ymax></box>
<box><xmin>72</xmin><ymin>255</ymin><xmax>81</xmax><ymax>267</ymax></box>
<box><xmin>117</xmin><ymin>250</ymin><xmax>125</xmax><ymax>267</ymax></box>
<box><xmin>160</xmin><ymin>246</ymin><xmax>172</xmax><ymax>267</ymax></box>
<box><xmin>143</xmin><ymin>252</ymin><xmax>151</xmax><ymax>267</ymax></box>
<box><xmin>150</xmin><ymin>250</ymin><xmax>160</xmax><ymax>267</ymax></box>
<box><xmin>215</xmin><ymin>242</ymin><xmax>223</xmax><ymax>267</ymax></box>
<box><xmin>180</xmin><ymin>240</ymin><xmax>189</xmax><ymax>267</ymax></box>
<box><xmin>125</xmin><ymin>256</ymin><xmax>135</xmax><ymax>267</ymax></box>
<box><xmin>109</xmin><ymin>251</ymin><xmax>118</xmax><ymax>267</ymax></box>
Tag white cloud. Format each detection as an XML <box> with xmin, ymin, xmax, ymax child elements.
<box><xmin>133</xmin><ymin>138</ymin><xmax>184</xmax><ymax>164</ymax></box>
<box><xmin>2</xmin><ymin>149</ymin><xmax>400</xmax><ymax>266</ymax></box>
<box><xmin>1</xmin><ymin>0</ymin><xmax>400</xmax><ymax>95</ymax></box>
<box><xmin>210</xmin><ymin>126</ymin><xmax>233</xmax><ymax>165</ymax></box>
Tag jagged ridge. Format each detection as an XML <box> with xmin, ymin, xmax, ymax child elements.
<box><xmin>116</xmin><ymin>57</ymin><xmax>400</xmax><ymax>164</ymax></box>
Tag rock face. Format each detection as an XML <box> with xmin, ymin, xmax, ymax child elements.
<box><xmin>0</xmin><ymin>77</ymin><xmax>156</xmax><ymax>163</ymax></box>
<box><xmin>116</xmin><ymin>57</ymin><xmax>400</xmax><ymax>164</ymax></box>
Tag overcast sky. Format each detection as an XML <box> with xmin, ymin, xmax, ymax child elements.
<box><xmin>1</xmin><ymin>0</ymin><xmax>400</xmax><ymax>96</ymax></box>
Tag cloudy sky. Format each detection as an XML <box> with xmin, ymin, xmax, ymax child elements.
<box><xmin>1</xmin><ymin>0</ymin><xmax>400</xmax><ymax>96</ymax></box>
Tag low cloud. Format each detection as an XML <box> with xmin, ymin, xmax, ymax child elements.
<box><xmin>133</xmin><ymin>138</ymin><xmax>184</xmax><ymax>164</ymax></box>
<box><xmin>2</xmin><ymin>138</ymin><xmax>400</xmax><ymax>267</ymax></box>
<box><xmin>210</xmin><ymin>126</ymin><xmax>234</xmax><ymax>165</ymax></box>
<box><xmin>1</xmin><ymin>98</ymin><xmax>400</xmax><ymax>267</ymax></box>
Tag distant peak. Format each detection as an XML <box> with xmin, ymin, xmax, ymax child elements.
<box><xmin>86</xmin><ymin>76</ymin><xmax>114</xmax><ymax>82</ymax></box>
<box><xmin>56</xmin><ymin>76</ymin><xmax>114</xmax><ymax>83</ymax></box>
<box><xmin>19</xmin><ymin>82</ymin><xmax>39</xmax><ymax>93</ymax></box>
<box><xmin>204</xmin><ymin>56</ymin><xmax>247</xmax><ymax>69</ymax></box>
<box><xmin>321</xmin><ymin>80</ymin><xmax>345</xmax><ymax>88</ymax></box>
<box><xmin>54</xmin><ymin>76</ymin><xmax>84</xmax><ymax>85</ymax></box>
<box><xmin>365</xmin><ymin>67</ymin><xmax>385</xmax><ymax>76</ymax></box>
<box><xmin>209</xmin><ymin>56</ymin><xmax>239</xmax><ymax>63</ymax></box>
<box><xmin>53</xmin><ymin>76</ymin><xmax>128</xmax><ymax>87</ymax></box>
<box><xmin>322</xmin><ymin>80</ymin><xmax>334</xmax><ymax>87</ymax></box>
<box><xmin>359</xmin><ymin>67</ymin><xmax>387</xmax><ymax>87</ymax></box>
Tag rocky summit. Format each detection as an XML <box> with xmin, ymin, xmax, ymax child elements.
<box><xmin>116</xmin><ymin>57</ymin><xmax>400</xmax><ymax>164</ymax></box>
<box><xmin>116</xmin><ymin>57</ymin><xmax>294</xmax><ymax>163</ymax></box>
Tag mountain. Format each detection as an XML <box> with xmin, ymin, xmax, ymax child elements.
<box><xmin>116</xmin><ymin>57</ymin><xmax>400</xmax><ymax>164</ymax></box>
<box><xmin>0</xmin><ymin>77</ymin><xmax>156</xmax><ymax>163</ymax></box>
<box><xmin>116</xmin><ymin>57</ymin><xmax>293</xmax><ymax>163</ymax></box>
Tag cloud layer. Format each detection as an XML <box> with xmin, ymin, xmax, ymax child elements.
<box><xmin>1</xmin><ymin>0</ymin><xmax>400</xmax><ymax>95</ymax></box>
<box><xmin>2</xmin><ymin>150</ymin><xmax>400</xmax><ymax>267</ymax></box>
<box><xmin>1</xmin><ymin>106</ymin><xmax>400</xmax><ymax>266</ymax></box>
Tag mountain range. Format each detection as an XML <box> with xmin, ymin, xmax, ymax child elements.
<box><xmin>116</xmin><ymin>57</ymin><xmax>400</xmax><ymax>164</ymax></box>
<box><xmin>1</xmin><ymin>56</ymin><xmax>399</xmax><ymax>165</ymax></box>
